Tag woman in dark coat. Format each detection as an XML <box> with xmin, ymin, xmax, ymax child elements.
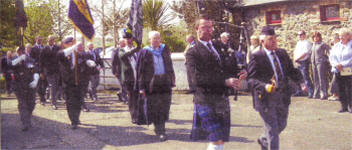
<box><xmin>137</xmin><ymin>31</ymin><xmax>175</xmax><ymax>141</ymax></box>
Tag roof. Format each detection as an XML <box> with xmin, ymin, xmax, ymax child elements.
<box><xmin>241</xmin><ymin>0</ymin><xmax>307</xmax><ymax>7</ymax></box>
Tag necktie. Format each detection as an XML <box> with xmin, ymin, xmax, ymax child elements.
<box><xmin>206</xmin><ymin>43</ymin><xmax>221</xmax><ymax>63</ymax></box>
<box><xmin>271</xmin><ymin>52</ymin><xmax>283</xmax><ymax>86</ymax></box>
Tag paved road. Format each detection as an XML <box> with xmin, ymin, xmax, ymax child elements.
<box><xmin>1</xmin><ymin>93</ymin><xmax>351</xmax><ymax>150</ymax></box>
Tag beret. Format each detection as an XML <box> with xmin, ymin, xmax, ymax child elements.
<box><xmin>261</xmin><ymin>26</ymin><xmax>275</xmax><ymax>36</ymax></box>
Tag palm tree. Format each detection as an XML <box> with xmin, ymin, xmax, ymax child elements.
<box><xmin>142</xmin><ymin>0</ymin><xmax>172</xmax><ymax>30</ymax></box>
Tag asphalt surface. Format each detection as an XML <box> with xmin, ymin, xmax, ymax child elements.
<box><xmin>1</xmin><ymin>92</ymin><xmax>351</xmax><ymax>150</ymax></box>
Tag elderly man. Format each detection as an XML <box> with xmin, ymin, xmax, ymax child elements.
<box><xmin>87</xmin><ymin>42</ymin><xmax>104</xmax><ymax>101</ymax></box>
<box><xmin>11</xmin><ymin>46</ymin><xmax>40</xmax><ymax>131</ymax></box>
<box><xmin>117</xmin><ymin>31</ymin><xmax>141</xmax><ymax>123</ymax></box>
<box><xmin>329</xmin><ymin>28</ymin><xmax>352</xmax><ymax>113</ymax></box>
<box><xmin>57</xmin><ymin>37</ymin><xmax>96</xmax><ymax>129</ymax></box>
<box><xmin>293</xmin><ymin>30</ymin><xmax>314</xmax><ymax>98</ymax></box>
<box><xmin>247</xmin><ymin>35</ymin><xmax>261</xmax><ymax>64</ymax></box>
<box><xmin>248</xmin><ymin>26</ymin><xmax>303</xmax><ymax>150</ymax></box>
<box><xmin>39</xmin><ymin>35</ymin><xmax>61</xmax><ymax>109</ymax></box>
<box><xmin>185</xmin><ymin>15</ymin><xmax>244</xmax><ymax>150</ymax></box>
<box><xmin>137</xmin><ymin>31</ymin><xmax>175</xmax><ymax>141</ymax></box>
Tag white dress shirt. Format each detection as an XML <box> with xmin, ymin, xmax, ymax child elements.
<box><xmin>329</xmin><ymin>40</ymin><xmax>352</xmax><ymax>73</ymax></box>
<box><xmin>294</xmin><ymin>40</ymin><xmax>312</xmax><ymax>61</ymax></box>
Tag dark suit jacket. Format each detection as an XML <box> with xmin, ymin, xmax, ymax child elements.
<box><xmin>137</xmin><ymin>45</ymin><xmax>175</xmax><ymax>93</ymax></box>
<box><xmin>87</xmin><ymin>49</ymin><xmax>105</xmax><ymax>75</ymax></box>
<box><xmin>185</xmin><ymin>40</ymin><xmax>228</xmax><ymax>105</ymax></box>
<box><xmin>247</xmin><ymin>48</ymin><xmax>303</xmax><ymax>110</ymax></box>
<box><xmin>30</xmin><ymin>45</ymin><xmax>43</xmax><ymax>65</ymax></box>
<box><xmin>57</xmin><ymin>51</ymin><xmax>91</xmax><ymax>87</ymax></box>
<box><xmin>39</xmin><ymin>45</ymin><xmax>61</xmax><ymax>75</ymax></box>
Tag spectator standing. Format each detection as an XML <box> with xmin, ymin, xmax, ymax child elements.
<box><xmin>311</xmin><ymin>32</ymin><xmax>330</xmax><ymax>100</ymax></box>
<box><xmin>329</xmin><ymin>28</ymin><xmax>352</xmax><ymax>113</ymax></box>
<box><xmin>293</xmin><ymin>30</ymin><xmax>314</xmax><ymax>98</ymax></box>
<box><xmin>328</xmin><ymin>33</ymin><xmax>340</xmax><ymax>101</ymax></box>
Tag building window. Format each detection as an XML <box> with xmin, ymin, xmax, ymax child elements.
<box><xmin>266</xmin><ymin>10</ymin><xmax>281</xmax><ymax>24</ymax></box>
<box><xmin>320</xmin><ymin>4</ymin><xmax>340</xmax><ymax>22</ymax></box>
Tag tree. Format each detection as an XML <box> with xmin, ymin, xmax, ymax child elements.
<box><xmin>142</xmin><ymin>0</ymin><xmax>173</xmax><ymax>30</ymax></box>
<box><xmin>48</xmin><ymin>0</ymin><xmax>71</xmax><ymax>42</ymax></box>
<box><xmin>90</xmin><ymin>0</ymin><xmax>129</xmax><ymax>46</ymax></box>
<box><xmin>23</xmin><ymin>0</ymin><xmax>54</xmax><ymax>44</ymax></box>
<box><xmin>0</xmin><ymin>0</ymin><xmax>18</xmax><ymax>52</ymax></box>
<box><xmin>170</xmin><ymin>0</ymin><xmax>197</xmax><ymax>33</ymax></box>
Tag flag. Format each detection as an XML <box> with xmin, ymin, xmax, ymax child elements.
<box><xmin>15</xmin><ymin>0</ymin><xmax>27</xmax><ymax>28</ymax></box>
<box><xmin>127</xmin><ymin>0</ymin><xmax>143</xmax><ymax>44</ymax></box>
<box><xmin>68</xmin><ymin>0</ymin><xmax>95</xmax><ymax>40</ymax></box>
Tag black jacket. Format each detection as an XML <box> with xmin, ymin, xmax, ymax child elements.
<box><xmin>137</xmin><ymin>45</ymin><xmax>175</xmax><ymax>93</ymax></box>
<box><xmin>185</xmin><ymin>40</ymin><xmax>228</xmax><ymax>104</ymax></box>
<box><xmin>39</xmin><ymin>44</ymin><xmax>61</xmax><ymax>75</ymax></box>
<box><xmin>247</xmin><ymin>48</ymin><xmax>303</xmax><ymax>110</ymax></box>
<box><xmin>57</xmin><ymin>51</ymin><xmax>91</xmax><ymax>87</ymax></box>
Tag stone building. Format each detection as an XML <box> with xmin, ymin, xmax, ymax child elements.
<box><xmin>235</xmin><ymin>0</ymin><xmax>352</xmax><ymax>55</ymax></box>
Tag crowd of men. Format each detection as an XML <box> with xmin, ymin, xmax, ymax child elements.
<box><xmin>1</xmin><ymin>14</ymin><xmax>352</xmax><ymax>150</ymax></box>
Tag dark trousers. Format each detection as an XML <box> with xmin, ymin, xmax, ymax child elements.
<box><xmin>46</xmin><ymin>74</ymin><xmax>59</xmax><ymax>105</ymax></box>
<box><xmin>81</xmin><ymin>81</ymin><xmax>89</xmax><ymax>109</ymax></box>
<box><xmin>297</xmin><ymin>60</ymin><xmax>314</xmax><ymax>96</ymax></box>
<box><xmin>64</xmin><ymin>84</ymin><xmax>83</xmax><ymax>125</ymax></box>
<box><xmin>312</xmin><ymin>62</ymin><xmax>329</xmax><ymax>98</ymax></box>
<box><xmin>4</xmin><ymin>73</ymin><xmax>13</xmax><ymax>94</ymax></box>
<box><xmin>89</xmin><ymin>74</ymin><xmax>100</xmax><ymax>99</ymax></box>
<box><xmin>14</xmin><ymin>83</ymin><xmax>36</xmax><ymax>128</ymax></box>
<box><xmin>37</xmin><ymin>78</ymin><xmax>48</xmax><ymax>102</ymax></box>
<box><xmin>336</xmin><ymin>74</ymin><xmax>352</xmax><ymax>110</ymax></box>
<box><xmin>258</xmin><ymin>92</ymin><xmax>289</xmax><ymax>150</ymax></box>
<box><xmin>147</xmin><ymin>75</ymin><xmax>172</xmax><ymax>135</ymax></box>
<box><xmin>127</xmin><ymin>81</ymin><xmax>138</xmax><ymax>123</ymax></box>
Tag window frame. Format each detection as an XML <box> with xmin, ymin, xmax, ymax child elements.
<box><xmin>320</xmin><ymin>4</ymin><xmax>340</xmax><ymax>22</ymax></box>
<box><xmin>266</xmin><ymin>10</ymin><xmax>282</xmax><ymax>25</ymax></box>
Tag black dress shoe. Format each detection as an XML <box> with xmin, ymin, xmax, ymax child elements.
<box><xmin>52</xmin><ymin>105</ymin><xmax>58</xmax><ymax>110</ymax></box>
<box><xmin>338</xmin><ymin>109</ymin><xmax>348</xmax><ymax>113</ymax></box>
<box><xmin>71</xmin><ymin>124</ymin><xmax>78</xmax><ymax>130</ymax></box>
<box><xmin>257</xmin><ymin>138</ymin><xmax>268</xmax><ymax>150</ymax></box>
<box><xmin>159</xmin><ymin>134</ymin><xmax>167</xmax><ymax>141</ymax></box>
<box><xmin>83</xmin><ymin>108</ymin><xmax>90</xmax><ymax>112</ymax></box>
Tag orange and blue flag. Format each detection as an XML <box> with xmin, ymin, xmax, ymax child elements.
<box><xmin>68</xmin><ymin>0</ymin><xmax>95</xmax><ymax>40</ymax></box>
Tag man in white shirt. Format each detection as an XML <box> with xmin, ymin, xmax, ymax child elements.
<box><xmin>293</xmin><ymin>30</ymin><xmax>314</xmax><ymax>98</ymax></box>
<box><xmin>329</xmin><ymin>28</ymin><xmax>352</xmax><ymax>113</ymax></box>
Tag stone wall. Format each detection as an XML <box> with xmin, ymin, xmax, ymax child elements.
<box><xmin>242</xmin><ymin>0</ymin><xmax>352</xmax><ymax>56</ymax></box>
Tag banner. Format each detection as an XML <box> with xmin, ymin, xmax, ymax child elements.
<box><xmin>68</xmin><ymin>0</ymin><xmax>95</xmax><ymax>40</ymax></box>
<box><xmin>127</xmin><ymin>0</ymin><xmax>143</xmax><ymax>44</ymax></box>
